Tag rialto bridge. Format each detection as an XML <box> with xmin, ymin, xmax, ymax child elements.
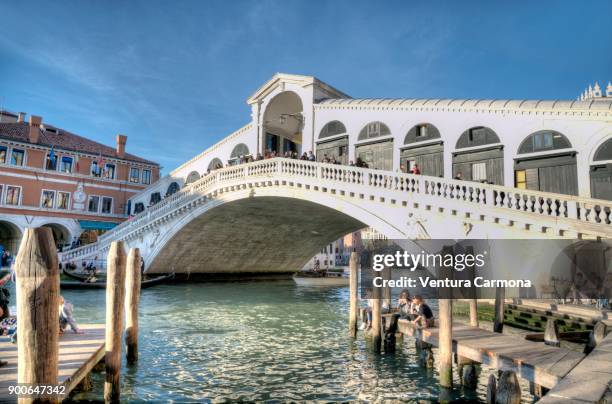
<box><xmin>59</xmin><ymin>74</ymin><xmax>612</xmax><ymax>273</ymax></box>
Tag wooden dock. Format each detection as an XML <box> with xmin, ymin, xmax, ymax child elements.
<box><xmin>0</xmin><ymin>324</ymin><xmax>105</xmax><ymax>402</ymax></box>
<box><xmin>397</xmin><ymin>319</ymin><xmax>585</xmax><ymax>389</ymax></box>
<box><xmin>538</xmin><ymin>332</ymin><xmax>612</xmax><ymax>403</ymax></box>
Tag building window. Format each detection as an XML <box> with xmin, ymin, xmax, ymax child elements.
<box><xmin>416</xmin><ymin>124</ymin><xmax>428</xmax><ymax>138</ymax></box>
<box><xmin>5</xmin><ymin>186</ymin><xmax>21</xmax><ymax>205</ymax></box>
<box><xmin>0</xmin><ymin>185</ymin><xmax>3</xmax><ymax>201</ymax></box>
<box><xmin>101</xmin><ymin>197</ymin><xmax>113</xmax><ymax>214</ymax></box>
<box><xmin>533</xmin><ymin>132</ymin><xmax>554</xmax><ymax>151</ymax></box>
<box><xmin>11</xmin><ymin>149</ymin><xmax>25</xmax><ymax>166</ymax></box>
<box><xmin>45</xmin><ymin>153</ymin><xmax>57</xmax><ymax>170</ymax></box>
<box><xmin>471</xmin><ymin>162</ymin><xmax>487</xmax><ymax>181</ymax></box>
<box><xmin>56</xmin><ymin>192</ymin><xmax>70</xmax><ymax>210</ymax></box>
<box><xmin>0</xmin><ymin>146</ymin><xmax>8</xmax><ymax>164</ymax></box>
<box><xmin>60</xmin><ymin>156</ymin><xmax>73</xmax><ymax>173</ymax></box>
<box><xmin>142</xmin><ymin>169</ymin><xmax>151</xmax><ymax>185</ymax></box>
<box><xmin>88</xmin><ymin>195</ymin><xmax>100</xmax><ymax>213</ymax></box>
<box><xmin>130</xmin><ymin>167</ymin><xmax>140</xmax><ymax>183</ymax></box>
<box><xmin>41</xmin><ymin>190</ymin><xmax>56</xmax><ymax>208</ymax></box>
<box><xmin>105</xmin><ymin>163</ymin><xmax>116</xmax><ymax>179</ymax></box>
<box><xmin>91</xmin><ymin>161</ymin><xmax>102</xmax><ymax>177</ymax></box>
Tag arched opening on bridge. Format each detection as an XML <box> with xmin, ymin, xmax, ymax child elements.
<box><xmin>41</xmin><ymin>223</ymin><xmax>71</xmax><ymax>251</ymax></box>
<box><xmin>453</xmin><ymin>126</ymin><xmax>503</xmax><ymax>185</ymax></box>
<box><xmin>355</xmin><ymin>121</ymin><xmax>393</xmax><ymax>170</ymax></box>
<box><xmin>149</xmin><ymin>192</ymin><xmax>161</xmax><ymax>206</ymax></box>
<box><xmin>590</xmin><ymin>138</ymin><xmax>612</xmax><ymax>200</ymax></box>
<box><xmin>0</xmin><ymin>220</ymin><xmax>22</xmax><ymax>258</ymax></box>
<box><xmin>147</xmin><ymin>197</ymin><xmax>369</xmax><ymax>274</ymax></box>
<box><xmin>134</xmin><ymin>202</ymin><xmax>145</xmax><ymax>214</ymax></box>
<box><xmin>316</xmin><ymin>120</ymin><xmax>348</xmax><ymax>164</ymax></box>
<box><xmin>400</xmin><ymin>123</ymin><xmax>443</xmax><ymax>175</ymax></box>
<box><xmin>166</xmin><ymin>182</ymin><xmax>180</xmax><ymax>197</ymax></box>
<box><xmin>185</xmin><ymin>171</ymin><xmax>200</xmax><ymax>185</ymax></box>
<box><xmin>514</xmin><ymin>130</ymin><xmax>577</xmax><ymax>196</ymax></box>
<box><xmin>207</xmin><ymin>158</ymin><xmax>223</xmax><ymax>172</ymax></box>
<box><xmin>263</xmin><ymin>91</ymin><xmax>303</xmax><ymax>157</ymax></box>
<box><xmin>229</xmin><ymin>143</ymin><xmax>250</xmax><ymax>165</ymax></box>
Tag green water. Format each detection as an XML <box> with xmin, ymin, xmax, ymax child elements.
<box><xmin>8</xmin><ymin>280</ymin><xmax>534</xmax><ymax>402</ymax></box>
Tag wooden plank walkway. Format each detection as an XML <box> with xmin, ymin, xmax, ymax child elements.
<box><xmin>0</xmin><ymin>324</ymin><xmax>105</xmax><ymax>402</ymax></box>
<box><xmin>397</xmin><ymin>319</ymin><xmax>585</xmax><ymax>389</ymax></box>
<box><xmin>538</xmin><ymin>332</ymin><xmax>612</xmax><ymax>403</ymax></box>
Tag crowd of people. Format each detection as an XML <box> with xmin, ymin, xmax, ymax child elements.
<box><xmin>360</xmin><ymin>289</ymin><xmax>435</xmax><ymax>330</ymax></box>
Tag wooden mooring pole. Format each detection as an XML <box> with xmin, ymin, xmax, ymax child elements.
<box><xmin>348</xmin><ymin>252</ymin><xmax>359</xmax><ymax>338</ymax></box>
<box><xmin>105</xmin><ymin>241</ymin><xmax>127</xmax><ymax>403</ymax></box>
<box><xmin>16</xmin><ymin>228</ymin><xmax>60</xmax><ymax>404</ymax></box>
<box><xmin>438</xmin><ymin>299</ymin><xmax>453</xmax><ymax>389</ymax></box>
<box><xmin>493</xmin><ymin>286</ymin><xmax>505</xmax><ymax>333</ymax></box>
<box><xmin>125</xmin><ymin>248</ymin><xmax>142</xmax><ymax>364</ymax></box>
<box><xmin>370</xmin><ymin>286</ymin><xmax>382</xmax><ymax>352</ymax></box>
<box><xmin>382</xmin><ymin>267</ymin><xmax>391</xmax><ymax>308</ymax></box>
<box><xmin>469</xmin><ymin>299</ymin><xmax>479</xmax><ymax>327</ymax></box>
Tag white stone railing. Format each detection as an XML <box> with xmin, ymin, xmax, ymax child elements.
<box><xmin>59</xmin><ymin>158</ymin><xmax>612</xmax><ymax>263</ymax></box>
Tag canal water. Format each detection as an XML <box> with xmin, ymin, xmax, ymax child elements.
<box><xmin>11</xmin><ymin>280</ymin><xmax>534</xmax><ymax>402</ymax></box>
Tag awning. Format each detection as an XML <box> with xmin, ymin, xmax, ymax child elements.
<box><xmin>78</xmin><ymin>220</ymin><xmax>118</xmax><ymax>231</ymax></box>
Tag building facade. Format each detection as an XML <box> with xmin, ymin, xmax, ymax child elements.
<box><xmin>0</xmin><ymin>111</ymin><xmax>160</xmax><ymax>254</ymax></box>
<box><xmin>129</xmin><ymin>74</ymin><xmax>612</xmax><ymax>212</ymax></box>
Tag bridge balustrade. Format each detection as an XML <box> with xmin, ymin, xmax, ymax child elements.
<box><xmin>59</xmin><ymin>157</ymin><xmax>612</xmax><ymax>264</ymax></box>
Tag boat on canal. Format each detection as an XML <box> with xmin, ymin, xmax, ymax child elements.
<box><xmin>292</xmin><ymin>268</ymin><xmax>349</xmax><ymax>287</ymax></box>
<box><xmin>61</xmin><ymin>268</ymin><xmax>174</xmax><ymax>289</ymax></box>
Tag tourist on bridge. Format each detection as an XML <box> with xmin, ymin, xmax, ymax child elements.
<box><xmin>454</xmin><ymin>172</ymin><xmax>463</xmax><ymax>180</ymax></box>
<box><xmin>411</xmin><ymin>295</ymin><xmax>434</xmax><ymax>328</ymax></box>
<box><xmin>308</xmin><ymin>151</ymin><xmax>315</xmax><ymax>161</ymax></box>
<box><xmin>410</xmin><ymin>164</ymin><xmax>421</xmax><ymax>175</ymax></box>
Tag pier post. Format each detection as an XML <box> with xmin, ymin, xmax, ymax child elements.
<box><xmin>349</xmin><ymin>252</ymin><xmax>359</xmax><ymax>338</ymax></box>
<box><xmin>584</xmin><ymin>321</ymin><xmax>607</xmax><ymax>354</ymax></box>
<box><xmin>104</xmin><ymin>241</ymin><xmax>127</xmax><ymax>403</ymax></box>
<box><xmin>15</xmin><ymin>227</ymin><xmax>60</xmax><ymax>403</ymax></box>
<box><xmin>369</xmin><ymin>286</ymin><xmax>382</xmax><ymax>352</ymax></box>
<box><xmin>493</xmin><ymin>286</ymin><xmax>505</xmax><ymax>333</ymax></box>
<box><xmin>544</xmin><ymin>318</ymin><xmax>560</xmax><ymax>347</ymax></box>
<box><xmin>496</xmin><ymin>370</ymin><xmax>521</xmax><ymax>404</ymax></box>
<box><xmin>125</xmin><ymin>248</ymin><xmax>142</xmax><ymax>364</ymax></box>
<box><xmin>457</xmin><ymin>355</ymin><xmax>478</xmax><ymax>389</ymax></box>
<box><xmin>382</xmin><ymin>267</ymin><xmax>392</xmax><ymax>308</ymax></box>
<box><xmin>487</xmin><ymin>374</ymin><xmax>496</xmax><ymax>404</ymax></box>
<box><xmin>438</xmin><ymin>299</ymin><xmax>453</xmax><ymax>388</ymax></box>
<box><xmin>469</xmin><ymin>299</ymin><xmax>479</xmax><ymax>327</ymax></box>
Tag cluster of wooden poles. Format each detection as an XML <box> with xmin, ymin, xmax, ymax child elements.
<box><xmin>14</xmin><ymin>227</ymin><xmax>141</xmax><ymax>403</ymax></box>
<box><xmin>346</xmin><ymin>252</ymin><xmax>519</xmax><ymax>403</ymax></box>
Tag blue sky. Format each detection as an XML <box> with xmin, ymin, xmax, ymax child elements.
<box><xmin>1</xmin><ymin>1</ymin><xmax>611</xmax><ymax>174</ymax></box>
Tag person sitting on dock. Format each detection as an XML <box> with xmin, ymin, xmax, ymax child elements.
<box><xmin>411</xmin><ymin>295</ymin><xmax>435</xmax><ymax>328</ymax></box>
<box><xmin>397</xmin><ymin>289</ymin><xmax>414</xmax><ymax>319</ymax></box>
<box><xmin>59</xmin><ymin>296</ymin><xmax>84</xmax><ymax>334</ymax></box>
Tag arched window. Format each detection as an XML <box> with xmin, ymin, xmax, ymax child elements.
<box><xmin>456</xmin><ymin>127</ymin><xmax>500</xmax><ymax>149</ymax></box>
<box><xmin>230</xmin><ymin>143</ymin><xmax>250</xmax><ymax>159</ymax></box>
<box><xmin>185</xmin><ymin>171</ymin><xmax>200</xmax><ymax>184</ymax></box>
<box><xmin>166</xmin><ymin>182</ymin><xmax>179</xmax><ymax>197</ymax></box>
<box><xmin>594</xmin><ymin>138</ymin><xmax>612</xmax><ymax>161</ymax></box>
<box><xmin>319</xmin><ymin>121</ymin><xmax>347</xmax><ymax>139</ymax></box>
<box><xmin>208</xmin><ymin>158</ymin><xmax>223</xmax><ymax>171</ymax></box>
<box><xmin>134</xmin><ymin>202</ymin><xmax>145</xmax><ymax>214</ymax></box>
<box><xmin>149</xmin><ymin>192</ymin><xmax>161</xmax><ymax>205</ymax></box>
<box><xmin>518</xmin><ymin>130</ymin><xmax>572</xmax><ymax>154</ymax></box>
<box><xmin>404</xmin><ymin>123</ymin><xmax>441</xmax><ymax>144</ymax></box>
<box><xmin>358</xmin><ymin>122</ymin><xmax>391</xmax><ymax>141</ymax></box>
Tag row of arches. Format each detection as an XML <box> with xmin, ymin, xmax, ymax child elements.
<box><xmin>0</xmin><ymin>221</ymin><xmax>73</xmax><ymax>257</ymax></box>
<box><xmin>317</xmin><ymin>120</ymin><xmax>612</xmax><ymax>198</ymax></box>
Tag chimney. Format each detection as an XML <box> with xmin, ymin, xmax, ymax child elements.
<box><xmin>28</xmin><ymin>115</ymin><xmax>42</xmax><ymax>144</ymax></box>
<box><xmin>17</xmin><ymin>112</ymin><xmax>26</xmax><ymax>123</ymax></box>
<box><xmin>116</xmin><ymin>134</ymin><xmax>127</xmax><ymax>158</ymax></box>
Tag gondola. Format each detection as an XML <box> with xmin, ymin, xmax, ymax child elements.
<box><xmin>61</xmin><ymin>269</ymin><xmax>174</xmax><ymax>290</ymax></box>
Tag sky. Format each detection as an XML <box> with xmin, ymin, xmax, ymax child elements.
<box><xmin>1</xmin><ymin>0</ymin><xmax>611</xmax><ymax>174</ymax></box>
